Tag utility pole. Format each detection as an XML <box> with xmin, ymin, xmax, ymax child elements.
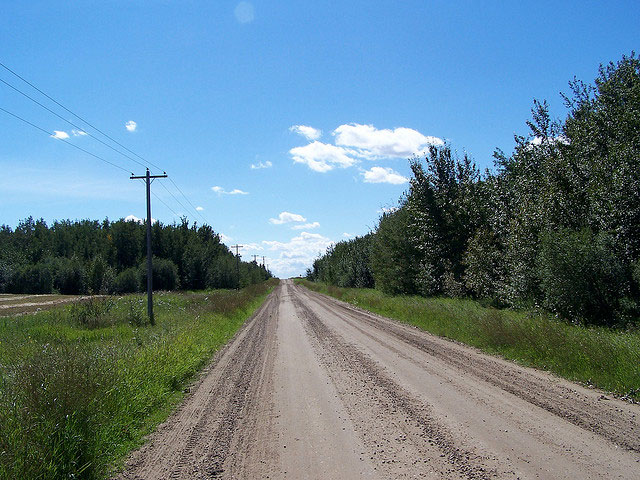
<box><xmin>252</xmin><ymin>254</ymin><xmax>259</xmax><ymax>263</ymax></box>
<box><xmin>262</xmin><ymin>256</ymin><xmax>265</xmax><ymax>267</ymax></box>
<box><xmin>130</xmin><ymin>168</ymin><xmax>167</xmax><ymax>325</ymax></box>
<box><xmin>231</xmin><ymin>244</ymin><xmax>243</xmax><ymax>289</ymax></box>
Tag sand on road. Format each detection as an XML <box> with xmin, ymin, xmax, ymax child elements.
<box><xmin>117</xmin><ymin>280</ymin><xmax>640</xmax><ymax>479</ymax></box>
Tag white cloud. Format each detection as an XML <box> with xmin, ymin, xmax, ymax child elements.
<box><xmin>51</xmin><ymin>130</ymin><xmax>69</xmax><ymax>140</ymax></box>
<box><xmin>195</xmin><ymin>206</ymin><xmax>204</xmax><ymax>211</ymax></box>
<box><xmin>292</xmin><ymin>221</ymin><xmax>320</xmax><ymax>230</ymax></box>
<box><xmin>289</xmin><ymin>141</ymin><xmax>357</xmax><ymax>173</ymax></box>
<box><xmin>362</xmin><ymin>166</ymin><xmax>408</xmax><ymax>185</ymax></box>
<box><xmin>212</xmin><ymin>186</ymin><xmax>249</xmax><ymax>195</ymax></box>
<box><xmin>125</xmin><ymin>120</ymin><xmax>137</xmax><ymax>132</ymax></box>
<box><xmin>234</xmin><ymin>1</ymin><xmax>255</xmax><ymax>23</ymax></box>
<box><xmin>219</xmin><ymin>232</ymin><xmax>232</xmax><ymax>243</ymax></box>
<box><xmin>529</xmin><ymin>135</ymin><xmax>570</xmax><ymax>147</ymax></box>
<box><xmin>269</xmin><ymin>211</ymin><xmax>306</xmax><ymax>225</ymax></box>
<box><xmin>288</xmin><ymin>123</ymin><xmax>442</xmax><ymax>175</ymax></box>
<box><xmin>263</xmin><ymin>231</ymin><xmax>334</xmax><ymax>278</ymax></box>
<box><xmin>251</xmin><ymin>160</ymin><xmax>273</xmax><ymax>170</ymax></box>
<box><xmin>334</xmin><ymin>123</ymin><xmax>443</xmax><ymax>159</ymax></box>
<box><xmin>377</xmin><ymin>207</ymin><xmax>399</xmax><ymax>215</ymax></box>
<box><xmin>290</xmin><ymin>125</ymin><xmax>322</xmax><ymax>141</ymax></box>
<box><xmin>343</xmin><ymin>232</ymin><xmax>354</xmax><ymax>238</ymax></box>
<box><xmin>71</xmin><ymin>129</ymin><xmax>87</xmax><ymax>136</ymax></box>
<box><xmin>124</xmin><ymin>214</ymin><xmax>156</xmax><ymax>224</ymax></box>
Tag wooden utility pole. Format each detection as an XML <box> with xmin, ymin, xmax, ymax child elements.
<box><xmin>252</xmin><ymin>254</ymin><xmax>259</xmax><ymax>263</ymax></box>
<box><xmin>231</xmin><ymin>244</ymin><xmax>243</xmax><ymax>289</ymax></box>
<box><xmin>262</xmin><ymin>256</ymin><xmax>265</xmax><ymax>267</ymax></box>
<box><xmin>130</xmin><ymin>168</ymin><xmax>167</xmax><ymax>325</ymax></box>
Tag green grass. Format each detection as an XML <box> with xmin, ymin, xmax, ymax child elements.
<box><xmin>0</xmin><ymin>279</ymin><xmax>278</xmax><ymax>480</ymax></box>
<box><xmin>296</xmin><ymin>279</ymin><xmax>640</xmax><ymax>402</ymax></box>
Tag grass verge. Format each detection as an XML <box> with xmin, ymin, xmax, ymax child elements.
<box><xmin>0</xmin><ymin>278</ymin><xmax>279</xmax><ymax>479</ymax></box>
<box><xmin>296</xmin><ymin>279</ymin><xmax>640</xmax><ymax>402</ymax></box>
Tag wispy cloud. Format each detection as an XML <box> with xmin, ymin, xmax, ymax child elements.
<box><xmin>234</xmin><ymin>1</ymin><xmax>255</xmax><ymax>23</ymax></box>
<box><xmin>51</xmin><ymin>130</ymin><xmax>69</xmax><ymax>140</ymax></box>
<box><xmin>290</xmin><ymin>125</ymin><xmax>322</xmax><ymax>141</ymax></box>
<box><xmin>125</xmin><ymin>120</ymin><xmax>137</xmax><ymax>132</ymax></box>
<box><xmin>71</xmin><ymin>129</ymin><xmax>87</xmax><ymax>136</ymax></box>
<box><xmin>211</xmin><ymin>186</ymin><xmax>249</xmax><ymax>195</ymax></box>
<box><xmin>251</xmin><ymin>160</ymin><xmax>273</xmax><ymax>170</ymax></box>
<box><xmin>289</xmin><ymin>141</ymin><xmax>357</xmax><ymax>173</ymax></box>
<box><xmin>195</xmin><ymin>206</ymin><xmax>204</xmax><ymax>211</ymax></box>
<box><xmin>291</xmin><ymin>221</ymin><xmax>320</xmax><ymax>230</ymax></box>
<box><xmin>362</xmin><ymin>166</ymin><xmax>408</xmax><ymax>185</ymax></box>
<box><xmin>269</xmin><ymin>211</ymin><xmax>306</xmax><ymax>225</ymax></box>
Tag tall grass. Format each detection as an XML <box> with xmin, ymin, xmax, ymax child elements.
<box><xmin>0</xmin><ymin>279</ymin><xmax>278</xmax><ymax>479</ymax></box>
<box><xmin>297</xmin><ymin>280</ymin><xmax>640</xmax><ymax>401</ymax></box>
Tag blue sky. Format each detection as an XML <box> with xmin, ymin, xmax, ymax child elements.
<box><xmin>1</xmin><ymin>1</ymin><xmax>639</xmax><ymax>277</ymax></box>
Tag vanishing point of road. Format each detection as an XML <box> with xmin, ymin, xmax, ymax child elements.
<box><xmin>118</xmin><ymin>280</ymin><xmax>640</xmax><ymax>479</ymax></box>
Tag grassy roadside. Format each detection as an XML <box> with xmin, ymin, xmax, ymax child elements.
<box><xmin>296</xmin><ymin>279</ymin><xmax>640</xmax><ymax>402</ymax></box>
<box><xmin>0</xmin><ymin>278</ymin><xmax>279</xmax><ymax>480</ymax></box>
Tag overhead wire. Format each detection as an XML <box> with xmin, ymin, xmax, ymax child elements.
<box><xmin>168</xmin><ymin>176</ymin><xmax>208</xmax><ymax>224</ymax></box>
<box><xmin>0</xmin><ymin>61</ymin><xmax>164</xmax><ymax>171</ymax></box>
<box><xmin>158</xmin><ymin>181</ymin><xmax>190</xmax><ymax>217</ymax></box>
<box><xmin>0</xmin><ymin>106</ymin><xmax>131</xmax><ymax>174</ymax></box>
<box><xmin>1</xmin><ymin>62</ymin><xmax>210</xmax><ymax>226</ymax></box>
<box><xmin>0</xmin><ymin>76</ymin><xmax>150</xmax><ymax>171</ymax></box>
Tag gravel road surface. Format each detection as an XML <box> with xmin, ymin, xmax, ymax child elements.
<box><xmin>117</xmin><ymin>280</ymin><xmax>640</xmax><ymax>479</ymax></box>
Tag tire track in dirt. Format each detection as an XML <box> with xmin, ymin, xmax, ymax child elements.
<box><xmin>116</xmin><ymin>289</ymin><xmax>280</xmax><ymax>480</ymax></box>
<box><xmin>298</xmin><ymin>286</ymin><xmax>639</xmax><ymax>453</ymax></box>
<box><xmin>291</xmin><ymin>289</ymin><xmax>497</xmax><ymax>479</ymax></box>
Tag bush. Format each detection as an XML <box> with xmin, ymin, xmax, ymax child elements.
<box><xmin>537</xmin><ymin>229</ymin><xmax>627</xmax><ymax>326</ymax></box>
<box><xmin>54</xmin><ymin>257</ymin><xmax>87</xmax><ymax>295</ymax></box>
<box><xmin>113</xmin><ymin>267</ymin><xmax>140</xmax><ymax>294</ymax></box>
<box><xmin>88</xmin><ymin>255</ymin><xmax>114</xmax><ymax>294</ymax></box>
<box><xmin>69</xmin><ymin>298</ymin><xmax>115</xmax><ymax>329</ymax></box>
<box><xmin>8</xmin><ymin>262</ymin><xmax>54</xmax><ymax>294</ymax></box>
<box><xmin>139</xmin><ymin>257</ymin><xmax>180</xmax><ymax>291</ymax></box>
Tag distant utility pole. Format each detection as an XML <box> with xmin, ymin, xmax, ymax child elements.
<box><xmin>130</xmin><ymin>168</ymin><xmax>167</xmax><ymax>325</ymax></box>
<box><xmin>231</xmin><ymin>244</ymin><xmax>243</xmax><ymax>289</ymax></box>
<box><xmin>262</xmin><ymin>256</ymin><xmax>265</xmax><ymax>267</ymax></box>
<box><xmin>252</xmin><ymin>254</ymin><xmax>259</xmax><ymax>263</ymax></box>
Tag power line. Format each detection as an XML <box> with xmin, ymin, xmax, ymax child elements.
<box><xmin>151</xmin><ymin>190</ymin><xmax>181</xmax><ymax>218</ymax></box>
<box><xmin>0</xmin><ymin>61</ymin><xmax>164</xmax><ymax>172</ymax></box>
<box><xmin>0</xmin><ymin>106</ymin><xmax>131</xmax><ymax>174</ymax></box>
<box><xmin>1</xmin><ymin>61</ymin><xmax>209</xmax><ymax>225</ymax></box>
<box><xmin>0</xmin><ymin>76</ymin><xmax>151</xmax><ymax>172</ymax></box>
<box><xmin>158</xmin><ymin>181</ymin><xmax>191</xmax><ymax>217</ymax></box>
<box><xmin>168</xmin><ymin>176</ymin><xmax>208</xmax><ymax>224</ymax></box>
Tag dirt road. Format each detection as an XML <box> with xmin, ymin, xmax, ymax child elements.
<box><xmin>118</xmin><ymin>280</ymin><xmax>640</xmax><ymax>479</ymax></box>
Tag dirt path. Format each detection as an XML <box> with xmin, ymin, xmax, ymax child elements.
<box><xmin>116</xmin><ymin>280</ymin><xmax>640</xmax><ymax>479</ymax></box>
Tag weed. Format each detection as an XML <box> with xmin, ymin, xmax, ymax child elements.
<box><xmin>0</xmin><ymin>280</ymin><xmax>276</xmax><ymax>479</ymax></box>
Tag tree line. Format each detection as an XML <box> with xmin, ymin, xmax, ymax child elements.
<box><xmin>0</xmin><ymin>217</ymin><xmax>271</xmax><ymax>295</ymax></box>
<box><xmin>307</xmin><ymin>54</ymin><xmax>640</xmax><ymax>327</ymax></box>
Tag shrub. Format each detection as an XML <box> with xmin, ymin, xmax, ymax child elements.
<box><xmin>8</xmin><ymin>262</ymin><xmax>54</xmax><ymax>294</ymax></box>
<box><xmin>139</xmin><ymin>257</ymin><xmax>180</xmax><ymax>291</ymax></box>
<box><xmin>88</xmin><ymin>255</ymin><xmax>114</xmax><ymax>294</ymax></box>
<box><xmin>537</xmin><ymin>229</ymin><xmax>627</xmax><ymax>326</ymax></box>
<box><xmin>54</xmin><ymin>257</ymin><xmax>88</xmax><ymax>295</ymax></box>
<box><xmin>113</xmin><ymin>267</ymin><xmax>140</xmax><ymax>294</ymax></box>
<box><xmin>69</xmin><ymin>298</ymin><xmax>115</xmax><ymax>329</ymax></box>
